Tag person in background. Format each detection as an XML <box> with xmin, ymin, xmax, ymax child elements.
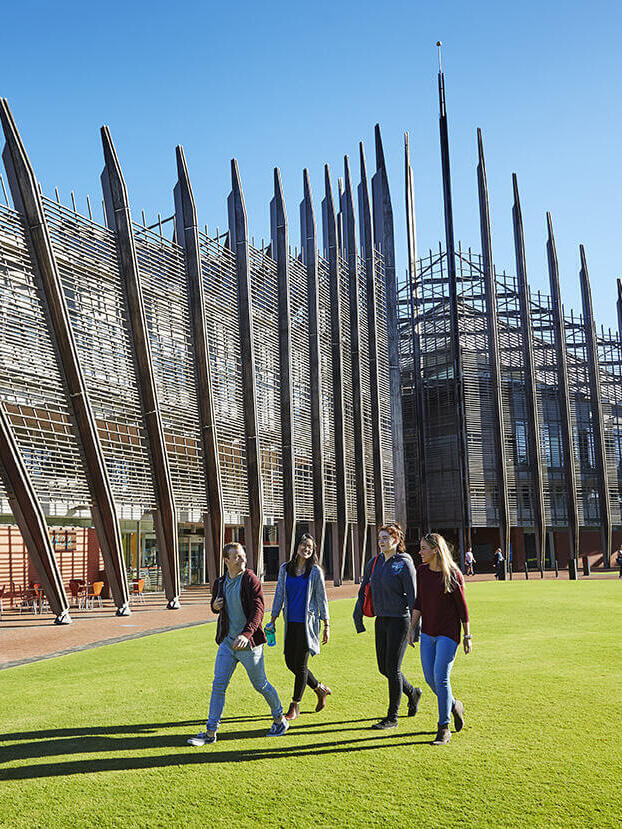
<box><xmin>465</xmin><ymin>548</ymin><xmax>475</xmax><ymax>576</ymax></box>
<box><xmin>353</xmin><ymin>523</ymin><xmax>422</xmax><ymax>730</ymax></box>
<box><xmin>269</xmin><ymin>533</ymin><xmax>331</xmax><ymax>721</ymax></box>
<box><xmin>187</xmin><ymin>542</ymin><xmax>288</xmax><ymax>746</ymax></box>
<box><xmin>493</xmin><ymin>547</ymin><xmax>505</xmax><ymax>580</ymax></box>
<box><xmin>615</xmin><ymin>544</ymin><xmax>622</xmax><ymax>578</ymax></box>
<box><xmin>409</xmin><ymin>532</ymin><xmax>472</xmax><ymax>746</ymax></box>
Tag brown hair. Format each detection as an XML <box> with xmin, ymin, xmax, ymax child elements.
<box><xmin>286</xmin><ymin>533</ymin><xmax>319</xmax><ymax>577</ymax></box>
<box><xmin>378</xmin><ymin>523</ymin><xmax>406</xmax><ymax>554</ymax></box>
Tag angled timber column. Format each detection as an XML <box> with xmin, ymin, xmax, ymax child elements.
<box><xmin>323</xmin><ymin>165</ymin><xmax>348</xmax><ymax>583</ymax></box>
<box><xmin>300</xmin><ymin>169</ymin><xmax>326</xmax><ymax>555</ymax></box>
<box><xmin>438</xmin><ymin>69</ymin><xmax>471</xmax><ymax>558</ymax></box>
<box><xmin>270</xmin><ymin>168</ymin><xmax>297</xmax><ymax>563</ymax></box>
<box><xmin>343</xmin><ymin>155</ymin><xmax>369</xmax><ymax>581</ymax></box>
<box><xmin>100</xmin><ymin>127</ymin><xmax>180</xmax><ymax>609</ymax></box>
<box><xmin>476</xmin><ymin>130</ymin><xmax>510</xmax><ymax>561</ymax></box>
<box><xmin>512</xmin><ymin>175</ymin><xmax>546</xmax><ymax>568</ymax></box>
<box><xmin>579</xmin><ymin>245</ymin><xmax>611</xmax><ymax>566</ymax></box>
<box><xmin>0</xmin><ymin>406</ymin><xmax>71</xmax><ymax>623</ymax></box>
<box><xmin>402</xmin><ymin>131</ymin><xmax>428</xmax><ymax>535</ymax></box>
<box><xmin>547</xmin><ymin>213</ymin><xmax>580</xmax><ymax>572</ymax></box>
<box><xmin>174</xmin><ymin>146</ymin><xmax>224</xmax><ymax>585</ymax></box>
<box><xmin>0</xmin><ymin>99</ymin><xmax>129</xmax><ymax>615</ymax></box>
<box><xmin>228</xmin><ymin>160</ymin><xmax>264</xmax><ymax>575</ymax></box>
<box><xmin>359</xmin><ymin>142</ymin><xmax>385</xmax><ymax>529</ymax></box>
<box><xmin>372</xmin><ymin>124</ymin><xmax>407</xmax><ymax>528</ymax></box>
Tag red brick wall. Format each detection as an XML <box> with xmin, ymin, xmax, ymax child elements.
<box><xmin>0</xmin><ymin>525</ymin><xmax>103</xmax><ymax>604</ymax></box>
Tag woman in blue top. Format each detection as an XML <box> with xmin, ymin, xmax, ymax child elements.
<box><xmin>269</xmin><ymin>533</ymin><xmax>331</xmax><ymax>721</ymax></box>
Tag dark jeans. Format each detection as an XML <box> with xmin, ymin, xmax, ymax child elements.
<box><xmin>284</xmin><ymin>621</ymin><xmax>319</xmax><ymax>701</ymax></box>
<box><xmin>374</xmin><ymin>615</ymin><xmax>416</xmax><ymax>721</ymax></box>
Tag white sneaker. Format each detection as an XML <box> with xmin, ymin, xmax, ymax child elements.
<box><xmin>266</xmin><ymin>718</ymin><xmax>289</xmax><ymax>737</ymax></box>
<box><xmin>187</xmin><ymin>730</ymin><xmax>217</xmax><ymax>746</ymax></box>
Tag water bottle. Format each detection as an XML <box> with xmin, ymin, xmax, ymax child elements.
<box><xmin>265</xmin><ymin>621</ymin><xmax>276</xmax><ymax>647</ymax></box>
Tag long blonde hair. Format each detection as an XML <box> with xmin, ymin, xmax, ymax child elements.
<box><xmin>423</xmin><ymin>533</ymin><xmax>461</xmax><ymax>593</ymax></box>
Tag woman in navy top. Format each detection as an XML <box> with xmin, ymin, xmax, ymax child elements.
<box><xmin>408</xmin><ymin>532</ymin><xmax>472</xmax><ymax>746</ymax></box>
<box><xmin>270</xmin><ymin>534</ymin><xmax>331</xmax><ymax>721</ymax></box>
<box><xmin>353</xmin><ymin>523</ymin><xmax>422</xmax><ymax>730</ymax></box>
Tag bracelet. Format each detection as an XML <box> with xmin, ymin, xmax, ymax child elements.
<box><xmin>463</xmin><ymin>634</ymin><xmax>472</xmax><ymax>640</ymax></box>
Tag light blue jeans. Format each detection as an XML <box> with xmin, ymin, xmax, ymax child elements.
<box><xmin>419</xmin><ymin>632</ymin><xmax>459</xmax><ymax>726</ymax></box>
<box><xmin>207</xmin><ymin>639</ymin><xmax>283</xmax><ymax>732</ymax></box>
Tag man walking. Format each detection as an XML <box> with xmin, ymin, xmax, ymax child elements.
<box><xmin>493</xmin><ymin>547</ymin><xmax>505</xmax><ymax>580</ymax></box>
<box><xmin>188</xmin><ymin>542</ymin><xmax>288</xmax><ymax>746</ymax></box>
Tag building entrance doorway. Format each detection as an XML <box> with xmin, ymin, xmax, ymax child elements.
<box><xmin>179</xmin><ymin>535</ymin><xmax>205</xmax><ymax>586</ymax></box>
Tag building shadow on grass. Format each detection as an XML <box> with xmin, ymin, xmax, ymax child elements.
<box><xmin>0</xmin><ymin>730</ymin><xmax>436</xmax><ymax>781</ymax></box>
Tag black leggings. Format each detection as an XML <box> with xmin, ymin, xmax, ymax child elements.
<box><xmin>374</xmin><ymin>615</ymin><xmax>416</xmax><ymax>721</ymax></box>
<box><xmin>284</xmin><ymin>621</ymin><xmax>319</xmax><ymax>701</ymax></box>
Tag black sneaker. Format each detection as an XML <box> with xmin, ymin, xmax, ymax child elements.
<box><xmin>407</xmin><ymin>687</ymin><xmax>423</xmax><ymax>717</ymax></box>
<box><xmin>371</xmin><ymin>718</ymin><xmax>398</xmax><ymax>730</ymax></box>
<box><xmin>452</xmin><ymin>700</ymin><xmax>465</xmax><ymax>732</ymax></box>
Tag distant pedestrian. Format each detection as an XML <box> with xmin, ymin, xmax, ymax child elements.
<box><xmin>465</xmin><ymin>548</ymin><xmax>475</xmax><ymax>576</ymax></box>
<box><xmin>615</xmin><ymin>545</ymin><xmax>622</xmax><ymax>579</ymax></box>
<box><xmin>409</xmin><ymin>532</ymin><xmax>472</xmax><ymax>746</ymax></box>
<box><xmin>353</xmin><ymin>523</ymin><xmax>422</xmax><ymax>730</ymax></box>
<box><xmin>187</xmin><ymin>542</ymin><xmax>288</xmax><ymax>746</ymax></box>
<box><xmin>493</xmin><ymin>547</ymin><xmax>505</xmax><ymax>580</ymax></box>
<box><xmin>269</xmin><ymin>533</ymin><xmax>332</xmax><ymax>721</ymax></box>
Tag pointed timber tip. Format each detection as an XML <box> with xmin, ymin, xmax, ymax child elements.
<box><xmin>359</xmin><ymin>141</ymin><xmax>367</xmax><ymax>177</ymax></box>
<box><xmin>303</xmin><ymin>168</ymin><xmax>312</xmax><ymax>198</ymax></box>
<box><xmin>546</xmin><ymin>211</ymin><xmax>554</xmax><ymax>234</ymax></box>
<box><xmin>477</xmin><ymin>128</ymin><xmax>484</xmax><ymax>156</ymax></box>
<box><xmin>436</xmin><ymin>40</ymin><xmax>443</xmax><ymax>73</ymax></box>
<box><xmin>374</xmin><ymin>124</ymin><xmax>386</xmax><ymax>170</ymax></box>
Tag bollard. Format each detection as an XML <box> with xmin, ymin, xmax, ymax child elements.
<box><xmin>524</xmin><ymin>562</ymin><xmax>529</xmax><ymax>580</ymax></box>
<box><xmin>568</xmin><ymin>559</ymin><xmax>578</xmax><ymax>580</ymax></box>
<box><xmin>540</xmin><ymin>564</ymin><xmax>544</xmax><ymax>579</ymax></box>
<box><xmin>555</xmin><ymin>561</ymin><xmax>559</xmax><ymax>578</ymax></box>
<box><xmin>508</xmin><ymin>564</ymin><xmax>513</xmax><ymax>580</ymax></box>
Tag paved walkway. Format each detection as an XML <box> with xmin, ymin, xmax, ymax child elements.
<box><xmin>0</xmin><ymin>582</ymin><xmax>360</xmax><ymax>671</ymax></box>
<box><xmin>1</xmin><ymin>569</ymin><xmax>617</xmax><ymax>671</ymax></box>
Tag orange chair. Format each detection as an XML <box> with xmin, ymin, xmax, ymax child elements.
<box><xmin>86</xmin><ymin>581</ymin><xmax>104</xmax><ymax>610</ymax></box>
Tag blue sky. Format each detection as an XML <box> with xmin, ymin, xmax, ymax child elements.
<box><xmin>2</xmin><ymin>0</ymin><xmax>621</xmax><ymax>328</ymax></box>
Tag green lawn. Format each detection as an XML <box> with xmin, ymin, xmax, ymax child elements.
<box><xmin>1</xmin><ymin>580</ymin><xmax>621</xmax><ymax>828</ymax></box>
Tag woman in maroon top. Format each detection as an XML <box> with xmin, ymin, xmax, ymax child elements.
<box><xmin>408</xmin><ymin>532</ymin><xmax>472</xmax><ymax>746</ymax></box>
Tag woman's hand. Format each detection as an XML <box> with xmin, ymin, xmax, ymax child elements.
<box><xmin>213</xmin><ymin>597</ymin><xmax>224</xmax><ymax>612</ymax></box>
<box><xmin>463</xmin><ymin>636</ymin><xmax>473</xmax><ymax>655</ymax></box>
<box><xmin>322</xmin><ymin>624</ymin><xmax>330</xmax><ymax>645</ymax></box>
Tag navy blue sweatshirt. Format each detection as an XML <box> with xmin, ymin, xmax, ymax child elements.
<box><xmin>353</xmin><ymin>552</ymin><xmax>417</xmax><ymax>633</ymax></box>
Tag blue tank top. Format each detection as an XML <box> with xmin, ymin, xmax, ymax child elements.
<box><xmin>286</xmin><ymin>572</ymin><xmax>309</xmax><ymax>623</ymax></box>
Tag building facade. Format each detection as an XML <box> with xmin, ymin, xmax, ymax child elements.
<box><xmin>0</xmin><ymin>101</ymin><xmax>402</xmax><ymax>621</ymax></box>
<box><xmin>399</xmin><ymin>69</ymin><xmax>622</xmax><ymax>576</ymax></box>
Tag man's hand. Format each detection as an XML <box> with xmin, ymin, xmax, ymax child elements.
<box><xmin>407</xmin><ymin>626</ymin><xmax>418</xmax><ymax>648</ymax></box>
<box><xmin>232</xmin><ymin>634</ymin><xmax>249</xmax><ymax>650</ymax></box>
<box><xmin>213</xmin><ymin>597</ymin><xmax>224</xmax><ymax>612</ymax></box>
<box><xmin>463</xmin><ymin>637</ymin><xmax>472</xmax><ymax>655</ymax></box>
<box><xmin>322</xmin><ymin>625</ymin><xmax>330</xmax><ymax>645</ymax></box>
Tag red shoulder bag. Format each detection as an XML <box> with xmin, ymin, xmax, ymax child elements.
<box><xmin>362</xmin><ymin>555</ymin><xmax>380</xmax><ymax>617</ymax></box>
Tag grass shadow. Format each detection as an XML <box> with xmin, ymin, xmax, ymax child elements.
<box><xmin>0</xmin><ymin>731</ymin><xmax>437</xmax><ymax>781</ymax></box>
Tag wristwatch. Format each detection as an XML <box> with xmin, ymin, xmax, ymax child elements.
<box><xmin>463</xmin><ymin>634</ymin><xmax>472</xmax><ymax>640</ymax></box>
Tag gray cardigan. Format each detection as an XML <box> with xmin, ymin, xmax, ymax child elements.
<box><xmin>271</xmin><ymin>563</ymin><xmax>329</xmax><ymax>656</ymax></box>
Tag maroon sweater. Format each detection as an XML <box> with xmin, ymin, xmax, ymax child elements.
<box><xmin>414</xmin><ymin>564</ymin><xmax>469</xmax><ymax>644</ymax></box>
<box><xmin>211</xmin><ymin>569</ymin><xmax>267</xmax><ymax>647</ymax></box>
